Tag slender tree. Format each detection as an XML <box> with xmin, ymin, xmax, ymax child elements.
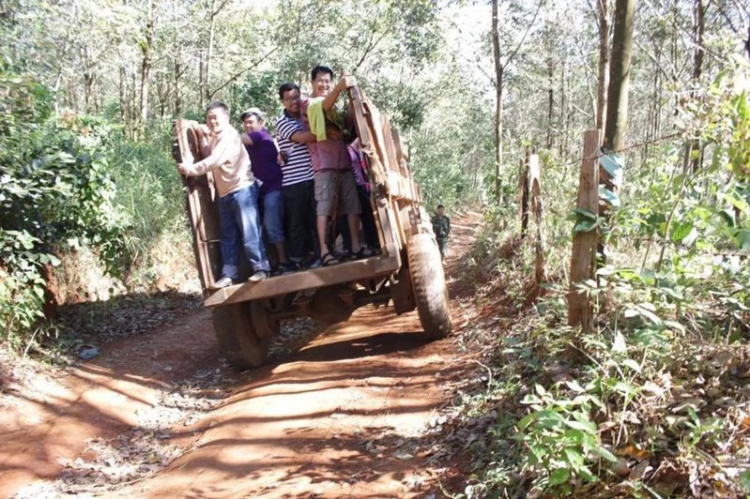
<box><xmin>603</xmin><ymin>0</ymin><xmax>635</xmax><ymax>152</ymax></box>
<box><xmin>491</xmin><ymin>0</ymin><xmax>504</xmax><ymax>201</ymax></box>
<box><xmin>596</xmin><ymin>0</ymin><xmax>610</xmax><ymax>131</ymax></box>
<box><xmin>689</xmin><ymin>0</ymin><xmax>706</xmax><ymax>171</ymax></box>
<box><xmin>490</xmin><ymin>0</ymin><xmax>542</xmax><ymax>202</ymax></box>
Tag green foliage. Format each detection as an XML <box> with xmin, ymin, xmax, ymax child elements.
<box><xmin>517</xmin><ymin>383</ymin><xmax>614</xmax><ymax>493</ymax></box>
<box><xmin>0</xmin><ymin>230</ymin><xmax>50</xmax><ymax>347</ymax></box>
<box><xmin>105</xmin><ymin>119</ymin><xmax>187</xmax><ymax>268</ymax></box>
<box><xmin>0</xmin><ymin>61</ymin><xmax>128</xmax><ymax>344</ymax></box>
<box><xmin>454</xmin><ymin>61</ymin><xmax>750</xmax><ymax>496</ymax></box>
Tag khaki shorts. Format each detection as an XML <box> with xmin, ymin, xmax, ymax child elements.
<box><xmin>314</xmin><ymin>170</ymin><xmax>362</xmax><ymax>217</ymax></box>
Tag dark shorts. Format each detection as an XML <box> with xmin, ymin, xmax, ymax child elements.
<box><xmin>436</xmin><ymin>237</ymin><xmax>448</xmax><ymax>254</ymax></box>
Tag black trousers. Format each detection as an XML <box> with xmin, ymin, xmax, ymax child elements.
<box><xmin>335</xmin><ymin>185</ymin><xmax>380</xmax><ymax>253</ymax></box>
<box><xmin>283</xmin><ymin>180</ymin><xmax>318</xmax><ymax>260</ymax></box>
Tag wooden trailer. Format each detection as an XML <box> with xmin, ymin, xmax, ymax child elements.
<box><xmin>172</xmin><ymin>86</ymin><xmax>451</xmax><ymax>369</ymax></box>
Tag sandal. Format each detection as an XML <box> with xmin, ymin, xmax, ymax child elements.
<box><xmin>321</xmin><ymin>252</ymin><xmax>340</xmax><ymax>267</ymax></box>
<box><xmin>354</xmin><ymin>246</ymin><xmax>374</xmax><ymax>259</ymax></box>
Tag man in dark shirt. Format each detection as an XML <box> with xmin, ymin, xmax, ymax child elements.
<box><xmin>431</xmin><ymin>204</ymin><xmax>451</xmax><ymax>261</ymax></box>
<box><xmin>240</xmin><ymin>108</ymin><xmax>295</xmax><ymax>273</ymax></box>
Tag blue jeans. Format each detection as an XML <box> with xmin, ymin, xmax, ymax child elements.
<box><xmin>261</xmin><ymin>190</ymin><xmax>285</xmax><ymax>244</ymax></box>
<box><xmin>219</xmin><ymin>183</ymin><xmax>270</xmax><ymax>279</ymax></box>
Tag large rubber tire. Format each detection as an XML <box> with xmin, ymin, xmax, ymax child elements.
<box><xmin>407</xmin><ymin>233</ymin><xmax>452</xmax><ymax>339</ymax></box>
<box><xmin>212</xmin><ymin>303</ymin><xmax>269</xmax><ymax>369</ymax></box>
<box><xmin>250</xmin><ymin>300</ymin><xmax>280</xmax><ymax>340</ymax></box>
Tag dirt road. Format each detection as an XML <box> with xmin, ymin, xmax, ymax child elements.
<box><xmin>1</xmin><ymin>215</ymin><xmax>478</xmax><ymax>498</ymax></box>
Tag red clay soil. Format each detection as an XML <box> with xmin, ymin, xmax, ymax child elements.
<box><xmin>0</xmin><ymin>213</ymin><xmax>480</xmax><ymax>498</ymax></box>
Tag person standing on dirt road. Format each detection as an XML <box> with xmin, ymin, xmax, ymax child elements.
<box><xmin>240</xmin><ymin>107</ymin><xmax>296</xmax><ymax>274</ymax></box>
<box><xmin>302</xmin><ymin>65</ymin><xmax>370</xmax><ymax>266</ymax></box>
<box><xmin>177</xmin><ymin>101</ymin><xmax>271</xmax><ymax>288</ymax></box>
<box><xmin>275</xmin><ymin>82</ymin><xmax>321</xmax><ymax>269</ymax></box>
<box><xmin>431</xmin><ymin>204</ymin><xmax>451</xmax><ymax>261</ymax></box>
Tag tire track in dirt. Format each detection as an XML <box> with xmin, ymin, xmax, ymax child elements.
<box><xmin>2</xmin><ymin>212</ymin><xmax>480</xmax><ymax>498</ymax></box>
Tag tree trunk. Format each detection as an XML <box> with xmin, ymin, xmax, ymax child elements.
<box><xmin>204</xmin><ymin>0</ymin><xmax>217</xmax><ymax>104</ymax></box>
<box><xmin>603</xmin><ymin>0</ymin><xmax>635</xmax><ymax>152</ymax></box>
<box><xmin>139</xmin><ymin>1</ymin><xmax>155</xmax><ymax>129</ymax></box>
<box><xmin>559</xmin><ymin>56</ymin><xmax>567</xmax><ymax>157</ymax></box>
<box><xmin>596</xmin><ymin>0</ymin><xmax>610</xmax><ymax>131</ymax></box>
<box><xmin>174</xmin><ymin>60</ymin><xmax>182</xmax><ymax>117</ymax></box>
<box><xmin>689</xmin><ymin>0</ymin><xmax>705</xmax><ymax>172</ymax></box>
<box><xmin>547</xmin><ymin>58</ymin><xmax>554</xmax><ymax>150</ymax></box>
<box><xmin>492</xmin><ymin>0</ymin><xmax>504</xmax><ymax>201</ymax></box>
<box><xmin>83</xmin><ymin>72</ymin><xmax>94</xmax><ymax>111</ymax></box>
<box><xmin>199</xmin><ymin>49</ymin><xmax>205</xmax><ymax>110</ymax></box>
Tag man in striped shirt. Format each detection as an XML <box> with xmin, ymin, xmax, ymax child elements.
<box><xmin>275</xmin><ymin>82</ymin><xmax>319</xmax><ymax>267</ymax></box>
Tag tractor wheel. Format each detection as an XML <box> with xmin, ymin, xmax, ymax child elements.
<box><xmin>212</xmin><ymin>302</ymin><xmax>269</xmax><ymax>369</ymax></box>
<box><xmin>407</xmin><ymin>233</ymin><xmax>452</xmax><ymax>339</ymax></box>
<box><xmin>250</xmin><ymin>300</ymin><xmax>281</xmax><ymax>340</ymax></box>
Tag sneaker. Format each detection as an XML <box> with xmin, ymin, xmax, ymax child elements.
<box><xmin>211</xmin><ymin>276</ymin><xmax>234</xmax><ymax>289</ymax></box>
<box><xmin>248</xmin><ymin>270</ymin><xmax>268</xmax><ymax>283</ymax></box>
<box><xmin>277</xmin><ymin>261</ymin><xmax>299</xmax><ymax>274</ymax></box>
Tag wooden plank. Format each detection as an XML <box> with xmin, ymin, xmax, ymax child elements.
<box><xmin>203</xmin><ymin>254</ymin><xmax>401</xmax><ymax>307</ymax></box>
<box><xmin>389</xmin><ymin>128</ymin><xmax>413</xmax><ymax>204</ymax></box>
<box><xmin>568</xmin><ymin>130</ymin><xmax>602</xmax><ymax>330</ymax></box>
<box><xmin>348</xmin><ymin>86</ymin><xmax>398</xmax><ymax>254</ymax></box>
<box><xmin>174</xmin><ymin>120</ymin><xmax>215</xmax><ymax>290</ymax></box>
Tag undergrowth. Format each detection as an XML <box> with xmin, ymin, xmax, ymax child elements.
<box><xmin>450</xmin><ymin>217</ymin><xmax>750</xmax><ymax>498</ymax></box>
<box><xmin>446</xmin><ymin>64</ymin><xmax>750</xmax><ymax>498</ymax></box>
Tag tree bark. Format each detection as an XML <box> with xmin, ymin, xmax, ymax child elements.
<box><xmin>689</xmin><ymin>0</ymin><xmax>705</xmax><ymax>171</ymax></box>
<box><xmin>547</xmin><ymin>58</ymin><xmax>554</xmax><ymax>150</ymax></box>
<box><xmin>174</xmin><ymin>60</ymin><xmax>182</xmax><ymax>117</ymax></box>
<box><xmin>139</xmin><ymin>0</ymin><xmax>155</xmax><ymax>129</ymax></box>
<box><xmin>596</xmin><ymin>0</ymin><xmax>610</xmax><ymax>131</ymax></box>
<box><xmin>492</xmin><ymin>0</ymin><xmax>504</xmax><ymax>201</ymax></box>
<box><xmin>204</xmin><ymin>0</ymin><xmax>217</xmax><ymax>104</ymax></box>
<box><xmin>603</xmin><ymin>0</ymin><xmax>635</xmax><ymax>152</ymax></box>
<box><xmin>199</xmin><ymin>49</ymin><xmax>205</xmax><ymax>110</ymax></box>
<box><xmin>118</xmin><ymin>66</ymin><xmax>126</xmax><ymax>123</ymax></box>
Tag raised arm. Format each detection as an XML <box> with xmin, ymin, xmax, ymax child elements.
<box><xmin>322</xmin><ymin>75</ymin><xmax>356</xmax><ymax>112</ymax></box>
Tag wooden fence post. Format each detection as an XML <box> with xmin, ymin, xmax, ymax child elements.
<box><xmin>529</xmin><ymin>153</ymin><xmax>545</xmax><ymax>284</ymax></box>
<box><xmin>520</xmin><ymin>146</ymin><xmax>530</xmax><ymax>238</ymax></box>
<box><xmin>568</xmin><ymin>130</ymin><xmax>602</xmax><ymax>331</ymax></box>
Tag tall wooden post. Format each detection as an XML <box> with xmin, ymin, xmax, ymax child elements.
<box><xmin>529</xmin><ymin>154</ymin><xmax>545</xmax><ymax>284</ymax></box>
<box><xmin>568</xmin><ymin>130</ymin><xmax>602</xmax><ymax>331</ymax></box>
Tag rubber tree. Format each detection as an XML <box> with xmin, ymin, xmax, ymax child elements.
<box><xmin>689</xmin><ymin>0</ymin><xmax>706</xmax><ymax>171</ymax></box>
<box><xmin>491</xmin><ymin>0</ymin><xmax>504</xmax><ymax>202</ymax></box>
<box><xmin>603</xmin><ymin>0</ymin><xmax>635</xmax><ymax>152</ymax></box>
<box><xmin>596</xmin><ymin>0</ymin><xmax>610</xmax><ymax>131</ymax></box>
<box><xmin>600</xmin><ymin>0</ymin><xmax>635</xmax><ymax>269</ymax></box>
<box><xmin>490</xmin><ymin>0</ymin><xmax>542</xmax><ymax>202</ymax></box>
